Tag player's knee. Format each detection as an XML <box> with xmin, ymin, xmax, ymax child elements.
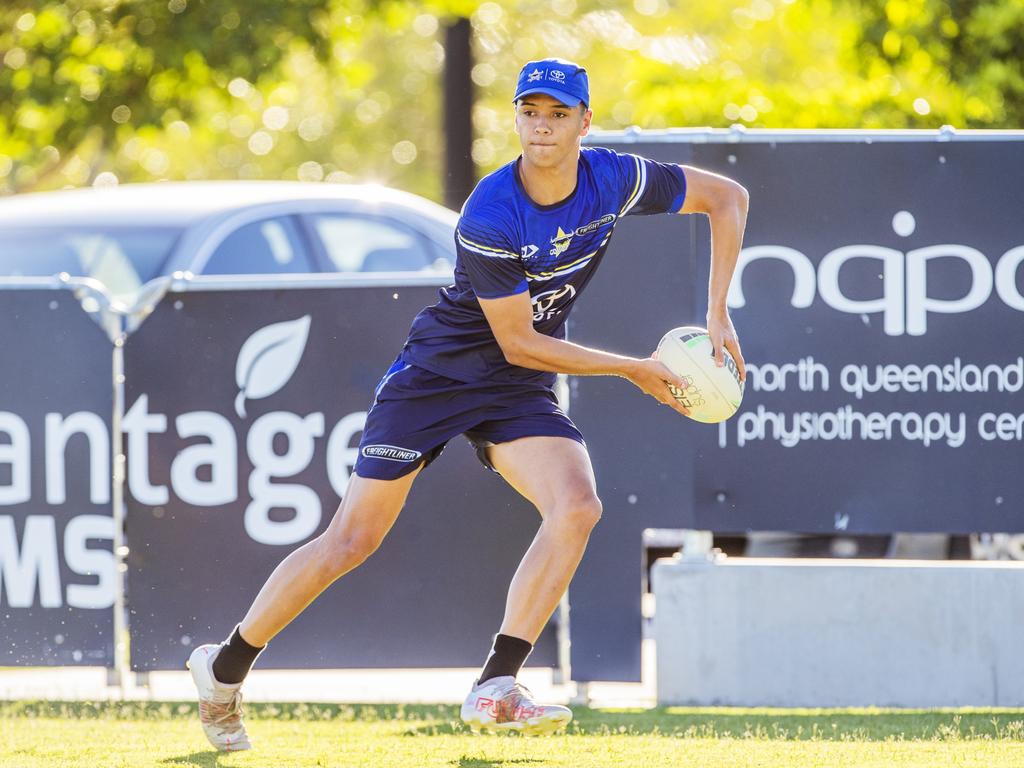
<box><xmin>549</xmin><ymin>491</ymin><xmax>602</xmax><ymax>533</ymax></box>
<box><xmin>318</xmin><ymin>529</ymin><xmax>383</xmax><ymax>574</ymax></box>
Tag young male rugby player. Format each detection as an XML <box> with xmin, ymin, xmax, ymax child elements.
<box><xmin>188</xmin><ymin>57</ymin><xmax>748</xmax><ymax>749</ymax></box>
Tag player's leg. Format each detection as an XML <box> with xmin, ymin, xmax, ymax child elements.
<box><xmin>488</xmin><ymin>435</ymin><xmax>600</xmax><ymax>644</ymax></box>
<box><xmin>235</xmin><ymin>468</ymin><xmax>422</xmax><ymax>648</ymax></box>
<box><xmin>188</xmin><ymin>355</ymin><xmax>474</xmax><ymax>751</ymax></box>
<box><xmin>462</xmin><ymin>435</ymin><xmax>599</xmax><ymax>734</ymax></box>
<box><xmin>187</xmin><ymin>468</ymin><xmax>420</xmax><ymax>751</ymax></box>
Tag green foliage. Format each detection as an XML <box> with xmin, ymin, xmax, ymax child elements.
<box><xmin>1</xmin><ymin>1</ymin><xmax>1020</xmax><ymax>201</ymax></box>
<box><xmin>1</xmin><ymin>0</ymin><xmax>332</xmax><ymax>190</ymax></box>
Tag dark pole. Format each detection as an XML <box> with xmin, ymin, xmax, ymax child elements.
<box><xmin>442</xmin><ymin>17</ymin><xmax>474</xmax><ymax>212</ymax></box>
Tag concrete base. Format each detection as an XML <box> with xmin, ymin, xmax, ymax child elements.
<box><xmin>652</xmin><ymin>556</ymin><xmax>1024</xmax><ymax>707</ymax></box>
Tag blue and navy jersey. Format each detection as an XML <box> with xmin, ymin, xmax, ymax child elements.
<box><xmin>401</xmin><ymin>146</ymin><xmax>687</xmax><ymax>386</ymax></box>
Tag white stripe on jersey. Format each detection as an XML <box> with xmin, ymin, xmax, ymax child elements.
<box><xmin>457</xmin><ymin>230</ymin><xmax>520</xmax><ymax>260</ymax></box>
<box><xmin>525</xmin><ymin>257</ymin><xmax>594</xmax><ymax>282</ymax></box>
<box><xmin>619</xmin><ymin>155</ymin><xmax>648</xmax><ymax>216</ymax></box>
<box><xmin>525</xmin><ymin>234</ymin><xmax>614</xmax><ymax>282</ymax></box>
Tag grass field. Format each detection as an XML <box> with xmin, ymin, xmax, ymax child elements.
<box><xmin>2</xmin><ymin>701</ymin><xmax>1023</xmax><ymax>767</ymax></box>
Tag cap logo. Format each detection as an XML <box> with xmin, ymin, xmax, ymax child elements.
<box><xmin>514</xmin><ymin>59</ymin><xmax>588</xmax><ymax>107</ymax></box>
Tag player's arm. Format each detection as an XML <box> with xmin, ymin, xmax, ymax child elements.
<box><xmin>477</xmin><ymin>290</ymin><xmax>691</xmax><ymax>416</ymax></box>
<box><xmin>676</xmin><ymin>165</ymin><xmax>749</xmax><ymax>381</ymax></box>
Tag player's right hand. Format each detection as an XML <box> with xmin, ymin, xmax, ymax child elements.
<box><xmin>624</xmin><ymin>357</ymin><xmax>691</xmax><ymax>417</ymax></box>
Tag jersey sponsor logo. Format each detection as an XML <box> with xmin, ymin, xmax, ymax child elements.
<box><xmin>532</xmin><ymin>284</ymin><xmax>576</xmax><ymax>321</ymax></box>
<box><xmin>520</xmin><ymin>244</ymin><xmax>539</xmax><ymax>260</ymax></box>
<box><xmin>361</xmin><ymin>444</ymin><xmax>422</xmax><ymax>463</ymax></box>
<box><xmin>575</xmin><ymin>213</ymin><xmax>616</xmax><ymax>236</ymax></box>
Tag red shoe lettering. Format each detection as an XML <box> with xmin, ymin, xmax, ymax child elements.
<box><xmin>476</xmin><ymin>697</ymin><xmax>494</xmax><ymax>713</ymax></box>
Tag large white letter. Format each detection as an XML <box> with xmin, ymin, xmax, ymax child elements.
<box><xmin>0</xmin><ymin>515</ymin><xmax>61</xmax><ymax>608</ymax></box>
<box><xmin>818</xmin><ymin>245</ymin><xmax>904</xmax><ymax>335</ymax></box>
<box><xmin>123</xmin><ymin>395</ymin><xmax>168</xmax><ymax>506</ymax></box>
<box><xmin>0</xmin><ymin>413</ymin><xmax>30</xmax><ymax>506</ymax></box>
<box><xmin>727</xmin><ymin>246</ymin><xmax>817</xmax><ymax>310</ymax></box>
<box><xmin>326</xmin><ymin>412</ymin><xmax>367</xmax><ymax>498</ymax></box>
<box><xmin>245</xmin><ymin>412</ymin><xmax>324</xmax><ymax>545</ymax></box>
<box><xmin>64</xmin><ymin>514</ymin><xmax>115</xmax><ymax>609</ymax></box>
<box><xmin>45</xmin><ymin>412</ymin><xmax>110</xmax><ymax>505</ymax></box>
<box><xmin>995</xmin><ymin>245</ymin><xmax>1024</xmax><ymax>312</ymax></box>
<box><xmin>171</xmin><ymin>412</ymin><xmax>237</xmax><ymax>506</ymax></box>
<box><xmin>906</xmin><ymin>245</ymin><xmax>993</xmax><ymax>336</ymax></box>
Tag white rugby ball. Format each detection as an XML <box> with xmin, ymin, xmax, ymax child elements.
<box><xmin>656</xmin><ymin>326</ymin><xmax>744</xmax><ymax>423</ymax></box>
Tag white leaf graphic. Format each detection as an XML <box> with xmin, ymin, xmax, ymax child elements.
<box><xmin>234</xmin><ymin>315</ymin><xmax>311</xmax><ymax>418</ymax></box>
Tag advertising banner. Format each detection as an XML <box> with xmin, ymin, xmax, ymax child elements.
<box><xmin>124</xmin><ymin>281</ymin><xmax>557</xmax><ymax>671</ymax></box>
<box><xmin>568</xmin><ymin>135</ymin><xmax>1024</xmax><ymax>681</ymax></box>
<box><xmin>686</xmin><ymin>139</ymin><xmax>1024</xmax><ymax>535</ymax></box>
<box><xmin>0</xmin><ymin>288</ymin><xmax>114</xmax><ymax>666</ymax></box>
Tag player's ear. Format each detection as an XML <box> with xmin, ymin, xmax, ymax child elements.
<box><xmin>580</xmin><ymin>106</ymin><xmax>592</xmax><ymax>135</ymax></box>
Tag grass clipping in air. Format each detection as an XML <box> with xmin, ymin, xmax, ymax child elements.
<box><xmin>1</xmin><ymin>701</ymin><xmax>1023</xmax><ymax>767</ymax></box>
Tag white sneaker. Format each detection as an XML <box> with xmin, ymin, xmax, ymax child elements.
<box><xmin>186</xmin><ymin>644</ymin><xmax>253</xmax><ymax>752</ymax></box>
<box><xmin>460</xmin><ymin>675</ymin><xmax>572</xmax><ymax>735</ymax></box>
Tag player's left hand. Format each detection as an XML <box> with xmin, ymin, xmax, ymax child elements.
<box><xmin>706</xmin><ymin>308</ymin><xmax>746</xmax><ymax>382</ymax></box>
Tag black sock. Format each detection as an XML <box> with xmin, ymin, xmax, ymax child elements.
<box><xmin>211</xmin><ymin>625</ymin><xmax>265</xmax><ymax>685</ymax></box>
<box><xmin>478</xmin><ymin>633</ymin><xmax>533</xmax><ymax>684</ymax></box>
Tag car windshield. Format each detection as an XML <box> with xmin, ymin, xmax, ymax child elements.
<box><xmin>0</xmin><ymin>226</ymin><xmax>182</xmax><ymax>303</ymax></box>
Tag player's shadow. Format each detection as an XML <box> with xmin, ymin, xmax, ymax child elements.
<box><xmin>161</xmin><ymin>752</ymin><xmax>233</xmax><ymax>767</ymax></box>
<box><xmin>454</xmin><ymin>760</ymin><xmax>544</xmax><ymax>767</ymax></box>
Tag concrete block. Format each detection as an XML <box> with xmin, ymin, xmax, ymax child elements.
<box><xmin>652</xmin><ymin>557</ymin><xmax>1024</xmax><ymax>707</ymax></box>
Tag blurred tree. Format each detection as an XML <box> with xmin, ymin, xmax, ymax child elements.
<box><xmin>0</xmin><ymin>0</ymin><xmax>335</xmax><ymax>192</ymax></box>
<box><xmin>1</xmin><ymin>0</ymin><xmax>1020</xmax><ymax>202</ymax></box>
<box><xmin>0</xmin><ymin>0</ymin><xmax>451</xmax><ymax>198</ymax></box>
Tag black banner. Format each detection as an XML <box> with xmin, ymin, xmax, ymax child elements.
<box><xmin>0</xmin><ymin>289</ymin><xmax>114</xmax><ymax>666</ymax></box>
<box><xmin>124</xmin><ymin>283</ymin><xmax>557</xmax><ymax>671</ymax></box>
<box><xmin>686</xmin><ymin>140</ymin><xmax>1024</xmax><ymax>535</ymax></box>
<box><xmin>568</xmin><ymin>135</ymin><xmax>1024</xmax><ymax>681</ymax></box>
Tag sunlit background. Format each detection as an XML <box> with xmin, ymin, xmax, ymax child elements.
<box><xmin>2</xmin><ymin>0</ymin><xmax>1021</xmax><ymax>203</ymax></box>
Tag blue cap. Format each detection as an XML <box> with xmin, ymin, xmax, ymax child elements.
<box><xmin>512</xmin><ymin>58</ymin><xmax>589</xmax><ymax>108</ymax></box>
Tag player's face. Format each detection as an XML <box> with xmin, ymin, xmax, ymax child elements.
<box><xmin>515</xmin><ymin>94</ymin><xmax>592</xmax><ymax>168</ymax></box>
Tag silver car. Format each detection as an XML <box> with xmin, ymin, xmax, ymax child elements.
<box><xmin>0</xmin><ymin>181</ymin><xmax>458</xmax><ymax>306</ymax></box>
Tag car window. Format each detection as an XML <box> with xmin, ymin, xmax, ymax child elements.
<box><xmin>310</xmin><ymin>214</ymin><xmax>437</xmax><ymax>273</ymax></box>
<box><xmin>0</xmin><ymin>227</ymin><xmax>181</xmax><ymax>302</ymax></box>
<box><xmin>203</xmin><ymin>216</ymin><xmax>312</xmax><ymax>275</ymax></box>
<box><xmin>425</xmin><ymin>236</ymin><xmax>456</xmax><ymax>266</ymax></box>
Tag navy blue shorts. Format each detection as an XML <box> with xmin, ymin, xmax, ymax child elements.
<box><xmin>354</xmin><ymin>355</ymin><xmax>585</xmax><ymax>481</ymax></box>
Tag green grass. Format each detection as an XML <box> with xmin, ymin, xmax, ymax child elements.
<box><xmin>2</xmin><ymin>701</ymin><xmax>1023</xmax><ymax>767</ymax></box>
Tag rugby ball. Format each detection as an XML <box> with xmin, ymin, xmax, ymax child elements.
<box><xmin>656</xmin><ymin>326</ymin><xmax>744</xmax><ymax>423</ymax></box>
